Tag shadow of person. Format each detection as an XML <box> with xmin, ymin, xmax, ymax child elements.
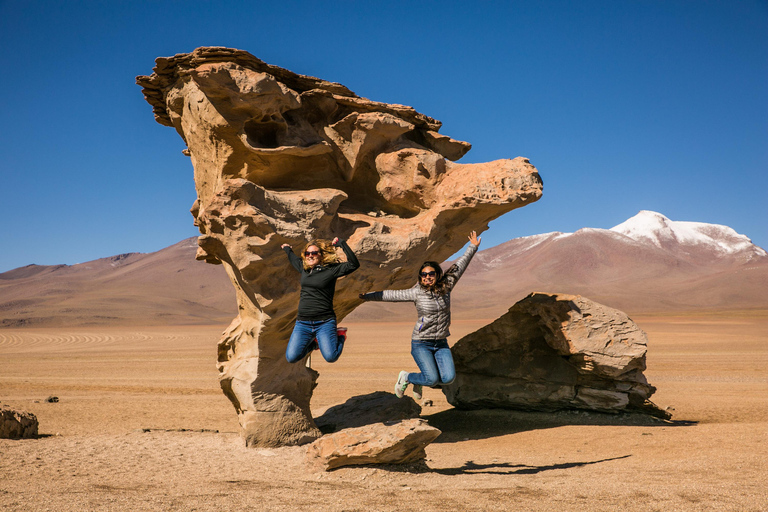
<box><xmin>364</xmin><ymin>454</ymin><xmax>633</xmax><ymax>475</ymax></box>
<box><xmin>434</xmin><ymin>454</ymin><xmax>632</xmax><ymax>475</ymax></box>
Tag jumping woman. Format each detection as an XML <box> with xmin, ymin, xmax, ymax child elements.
<box><xmin>359</xmin><ymin>230</ymin><xmax>481</xmax><ymax>398</ymax></box>
<box><xmin>282</xmin><ymin>237</ymin><xmax>359</xmax><ymax>363</ymax></box>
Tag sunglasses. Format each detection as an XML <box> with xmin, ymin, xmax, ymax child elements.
<box><xmin>419</xmin><ymin>271</ymin><xmax>436</xmax><ymax>277</ymax></box>
<box><xmin>304</xmin><ymin>250</ymin><xmax>321</xmax><ymax>257</ymax></box>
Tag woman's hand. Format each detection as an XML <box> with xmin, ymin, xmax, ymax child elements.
<box><xmin>281</xmin><ymin>244</ymin><xmax>291</xmax><ymax>249</ymax></box>
<box><xmin>469</xmin><ymin>230</ymin><xmax>481</xmax><ymax>247</ymax></box>
<box><xmin>332</xmin><ymin>237</ymin><xmax>339</xmax><ymax>246</ymax></box>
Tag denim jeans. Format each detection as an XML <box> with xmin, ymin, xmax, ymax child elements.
<box><xmin>285</xmin><ymin>318</ymin><xmax>342</xmax><ymax>363</ymax></box>
<box><xmin>407</xmin><ymin>338</ymin><xmax>455</xmax><ymax>386</ymax></box>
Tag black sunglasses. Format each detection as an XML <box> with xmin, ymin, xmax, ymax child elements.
<box><xmin>304</xmin><ymin>250</ymin><xmax>321</xmax><ymax>257</ymax></box>
<box><xmin>419</xmin><ymin>271</ymin><xmax>436</xmax><ymax>277</ymax></box>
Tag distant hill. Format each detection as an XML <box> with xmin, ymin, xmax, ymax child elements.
<box><xmin>0</xmin><ymin>238</ymin><xmax>234</xmax><ymax>327</ymax></box>
<box><xmin>350</xmin><ymin>210</ymin><xmax>768</xmax><ymax>321</ymax></box>
<box><xmin>2</xmin><ymin>211</ymin><xmax>767</xmax><ymax>327</ymax></box>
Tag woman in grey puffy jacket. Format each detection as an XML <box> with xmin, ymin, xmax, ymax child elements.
<box><xmin>359</xmin><ymin>231</ymin><xmax>481</xmax><ymax>399</ymax></box>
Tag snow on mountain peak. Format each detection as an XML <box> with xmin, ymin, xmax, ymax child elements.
<box><xmin>610</xmin><ymin>210</ymin><xmax>765</xmax><ymax>256</ymax></box>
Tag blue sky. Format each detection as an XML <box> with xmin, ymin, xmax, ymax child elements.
<box><xmin>1</xmin><ymin>1</ymin><xmax>766</xmax><ymax>272</ymax></box>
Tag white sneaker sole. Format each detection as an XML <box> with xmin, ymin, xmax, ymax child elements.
<box><xmin>394</xmin><ymin>371</ymin><xmax>408</xmax><ymax>398</ymax></box>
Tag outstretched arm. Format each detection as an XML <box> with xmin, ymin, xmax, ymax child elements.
<box><xmin>468</xmin><ymin>230</ymin><xmax>481</xmax><ymax>247</ymax></box>
<box><xmin>281</xmin><ymin>244</ymin><xmax>304</xmax><ymax>273</ymax></box>
<box><xmin>443</xmin><ymin>230</ymin><xmax>481</xmax><ymax>289</ymax></box>
<box><xmin>359</xmin><ymin>287</ymin><xmax>418</xmax><ymax>302</ymax></box>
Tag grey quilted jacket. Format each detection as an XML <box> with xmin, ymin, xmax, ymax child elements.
<box><xmin>361</xmin><ymin>244</ymin><xmax>478</xmax><ymax>340</ymax></box>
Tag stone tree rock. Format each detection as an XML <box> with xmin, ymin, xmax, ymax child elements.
<box><xmin>136</xmin><ymin>47</ymin><xmax>543</xmax><ymax>447</ymax></box>
<box><xmin>444</xmin><ymin>292</ymin><xmax>669</xmax><ymax>418</ymax></box>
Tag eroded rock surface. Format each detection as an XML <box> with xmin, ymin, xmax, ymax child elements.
<box><xmin>305</xmin><ymin>419</ymin><xmax>441</xmax><ymax>471</ymax></box>
<box><xmin>444</xmin><ymin>292</ymin><xmax>669</xmax><ymax>418</ymax></box>
<box><xmin>1</xmin><ymin>406</ymin><xmax>38</xmax><ymax>439</ymax></box>
<box><xmin>137</xmin><ymin>47</ymin><xmax>542</xmax><ymax>446</ymax></box>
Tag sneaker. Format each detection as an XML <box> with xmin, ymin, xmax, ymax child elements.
<box><xmin>412</xmin><ymin>383</ymin><xmax>423</xmax><ymax>401</ymax></box>
<box><xmin>308</xmin><ymin>338</ymin><xmax>319</xmax><ymax>351</ymax></box>
<box><xmin>394</xmin><ymin>371</ymin><xmax>409</xmax><ymax>398</ymax></box>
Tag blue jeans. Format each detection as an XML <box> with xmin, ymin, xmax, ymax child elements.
<box><xmin>285</xmin><ymin>318</ymin><xmax>342</xmax><ymax>363</ymax></box>
<box><xmin>408</xmin><ymin>339</ymin><xmax>455</xmax><ymax>386</ymax></box>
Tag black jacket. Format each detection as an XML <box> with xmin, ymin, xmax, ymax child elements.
<box><xmin>284</xmin><ymin>240</ymin><xmax>359</xmax><ymax>321</ymax></box>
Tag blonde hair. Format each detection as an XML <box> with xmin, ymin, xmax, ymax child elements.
<box><xmin>302</xmin><ymin>239</ymin><xmax>338</xmax><ymax>270</ymax></box>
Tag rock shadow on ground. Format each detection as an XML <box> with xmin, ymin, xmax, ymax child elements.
<box><xmin>422</xmin><ymin>407</ymin><xmax>696</xmax><ymax>444</ymax></box>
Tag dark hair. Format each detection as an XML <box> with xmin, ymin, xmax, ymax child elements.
<box><xmin>418</xmin><ymin>261</ymin><xmax>447</xmax><ymax>295</ymax></box>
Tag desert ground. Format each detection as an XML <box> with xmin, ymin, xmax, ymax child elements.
<box><xmin>1</xmin><ymin>313</ymin><xmax>766</xmax><ymax>511</ymax></box>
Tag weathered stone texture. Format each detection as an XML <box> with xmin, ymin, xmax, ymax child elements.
<box><xmin>444</xmin><ymin>292</ymin><xmax>668</xmax><ymax>418</ymax></box>
<box><xmin>137</xmin><ymin>47</ymin><xmax>542</xmax><ymax>446</ymax></box>
<box><xmin>1</xmin><ymin>406</ymin><xmax>38</xmax><ymax>439</ymax></box>
<box><xmin>305</xmin><ymin>419</ymin><xmax>441</xmax><ymax>470</ymax></box>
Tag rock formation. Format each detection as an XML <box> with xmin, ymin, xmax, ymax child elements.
<box><xmin>1</xmin><ymin>406</ymin><xmax>38</xmax><ymax>439</ymax></box>
<box><xmin>137</xmin><ymin>47</ymin><xmax>542</xmax><ymax>447</ymax></box>
<box><xmin>305</xmin><ymin>419</ymin><xmax>441</xmax><ymax>471</ymax></box>
<box><xmin>444</xmin><ymin>292</ymin><xmax>669</xmax><ymax>418</ymax></box>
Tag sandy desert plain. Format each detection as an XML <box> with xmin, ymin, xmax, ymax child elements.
<box><xmin>1</xmin><ymin>310</ymin><xmax>766</xmax><ymax>512</ymax></box>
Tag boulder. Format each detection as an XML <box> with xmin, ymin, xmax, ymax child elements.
<box><xmin>305</xmin><ymin>419</ymin><xmax>441</xmax><ymax>471</ymax></box>
<box><xmin>1</xmin><ymin>406</ymin><xmax>38</xmax><ymax>439</ymax></box>
<box><xmin>314</xmin><ymin>391</ymin><xmax>421</xmax><ymax>433</ymax></box>
<box><xmin>444</xmin><ymin>292</ymin><xmax>669</xmax><ymax>418</ymax></box>
<box><xmin>137</xmin><ymin>47</ymin><xmax>543</xmax><ymax>446</ymax></box>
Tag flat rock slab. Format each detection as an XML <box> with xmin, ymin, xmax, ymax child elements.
<box><xmin>305</xmin><ymin>419</ymin><xmax>441</xmax><ymax>471</ymax></box>
<box><xmin>314</xmin><ymin>391</ymin><xmax>421</xmax><ymax>433</ymax></box>
<box><xmin>1</xmin><ymin>406</ymin><xmax>38</xmax><ymax>439</ymax></box>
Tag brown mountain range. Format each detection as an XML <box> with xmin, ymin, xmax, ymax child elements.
<box><xmin>0</xmin><ymin>239</ymin><xmax>235</xmax><ymax>327</ymax></box>
<box><xmin>3</xmin><ymin>212</ymin><xmax>766</xmax><ymax>327</ymax></box>
<box><xmin>445</xmin><ymin>228</ymin><xmax>768</xmax><ymax>320</ymax></box>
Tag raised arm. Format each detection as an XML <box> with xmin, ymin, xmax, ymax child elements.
<box><xmin>332</xmin><ymin>238</ymin><xmax>360</xmax><ymax>277</ymax></box>
<box><xmin>443</xmin><ymin>230</ymin><xmax>481</xmax><ymax>289</ymax></box>
<box><xmin>281</xmin><ymin>244</ymin><xmax>305</xmax><ymax>273</ymax></box>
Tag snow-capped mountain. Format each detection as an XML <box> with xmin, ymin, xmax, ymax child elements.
<box><xmin>2</xmin><ymin>212</ymin><xmax>766</xmax><ymax>326</ymax></box>
<box><xmin>470</xmin><ymin>211</ymin><xmax>766</xmax><ymax>274</ymax></box>
<box><xmin>610</xmin><ymin>210</ymin><xmax>767</xmax><ymax>261</ymax></box>
<box><xmin>440</xmin><ymin>211</ymin><xmax>768</xmax><ymax>319</ymax></box>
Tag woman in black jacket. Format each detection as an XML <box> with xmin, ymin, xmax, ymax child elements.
<box><xmin>281</xmin><ymin>237</ymin><xmax>359</xmax><ymax>363</ymax></box>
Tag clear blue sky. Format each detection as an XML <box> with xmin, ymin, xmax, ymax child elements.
<box><xmin>1</xmin><ymin>1</ymin><xmax>766</xmax><ymax>272</ymax></box>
